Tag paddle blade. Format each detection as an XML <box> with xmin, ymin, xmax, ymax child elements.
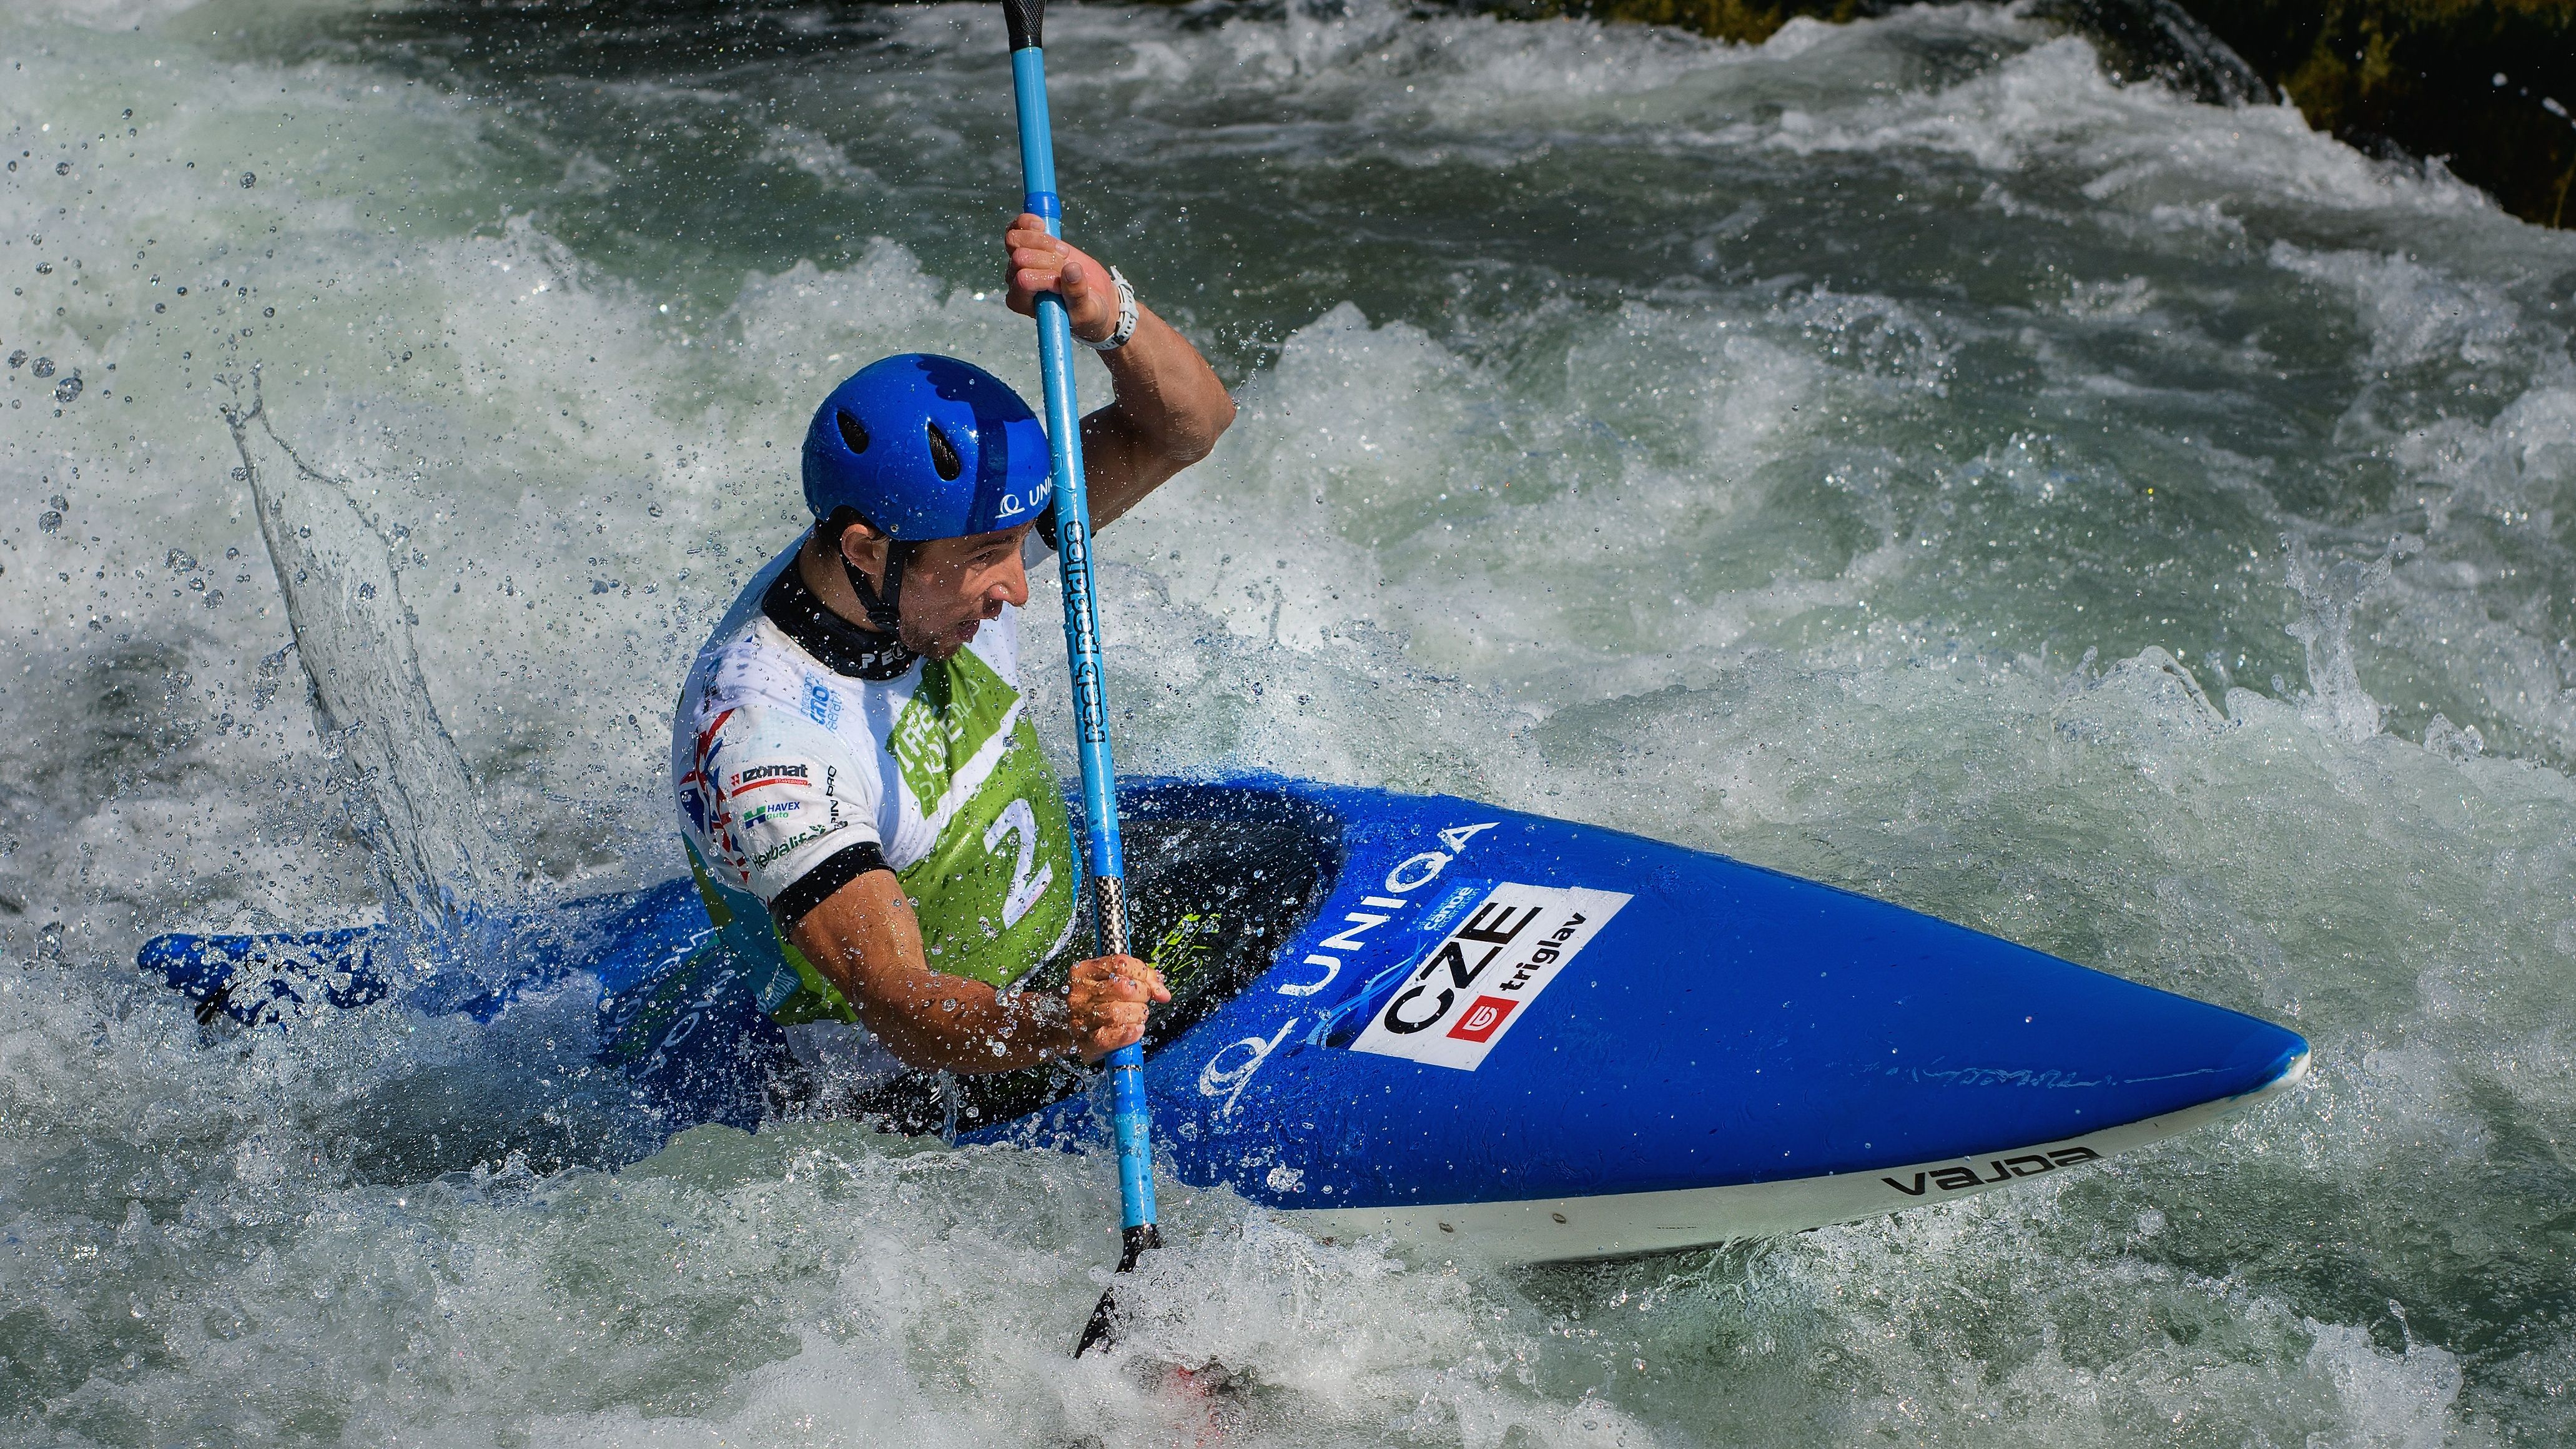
<box><xmin>1075</xmin><ymin>1285</ymin><xmax>1122</xmax><ymax>1358</ymax></box>
<box><xmin>1073</xmin><ymin>1222</ymin><xmax>1161</xmax><ymax>1357</ymax></box>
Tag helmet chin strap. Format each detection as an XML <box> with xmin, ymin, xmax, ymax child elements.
<box><xmin>836</xmin><ymin>522</ymin><xmax>920</xmax><ymax>656</ymax></box>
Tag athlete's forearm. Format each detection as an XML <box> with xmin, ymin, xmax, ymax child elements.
<box><xmin>787</xmin><ymin>870</ymin><xmax>1078</xmax><ymax>1074</ymax></box>
<box><xmin>1080</xmin><ymin>304</ymin><xmax>1235</xmax><ymax>527</ymax></box>
<box><xmin>1099</xmin><ymin>305</ymin><xmax>1234</xmax><ymax>463</ymax></box>
<box><xmin>859</xmin><ymin>968</ymin><xmax>1078</xmax><ymax>1075</ymax></box>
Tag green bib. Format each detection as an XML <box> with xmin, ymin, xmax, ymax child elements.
<box><xmin>761</xmin><ymin>646</ymin><xmax>1077</xmax><ymax>1026</ymax></box>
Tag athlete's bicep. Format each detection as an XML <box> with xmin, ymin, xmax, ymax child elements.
<box><xmin>785</xmin><ymin>865</ymin><xmax>918</xmax><ymax>1000</ymax></box>
<box><xmin>1075</xmin><ymin>403</ymin><xmax>1180</xmax><ymax>529</ymax></box>
<box><xmin>786</xmin><ymin>869</ymin><xmax>977</xmax><ymax>1071</ymax></box>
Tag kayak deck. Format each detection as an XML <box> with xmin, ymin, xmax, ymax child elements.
<box><xmin>142</xmin><ymin>774</ymin><xmax>2309</xmax><ymax>1262</ymax></box>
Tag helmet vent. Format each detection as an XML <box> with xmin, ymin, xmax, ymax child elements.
<box><xmin>925</xmin><ymin>421</ymin><xmax>964</xmax><ymax>482</ymax></box>
<box><xmin>836</xmin><ymin>409</ymin><xmax>869</xmax><ymax>454</ymax></box>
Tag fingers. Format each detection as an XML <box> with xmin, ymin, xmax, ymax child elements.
<box><xmin>1077</xmin><ymin>1015</ymin><xmax>1148</xmax><ymax>1063</ymax></box>
<box><xmin>1118</xmin><ymin>953</ymin><xmax>1171</xmax><ymax>1004</ymax></box>
<box><xmin>1000</xmin><ymin>215</ymin><xmax>1047</xmax><ymax>317</ymax></box>
<box><xmin>1070</xmin><ymin>997</ymin><xmax>1149</xmax><ymax>1062</ymax></box>
<box><xmin>999</xmin><ymin>217</ymin><xmax>1115</xmax><ymax>338</ymax></box>
<box><xmin>1066</xmin><ymin>954</ymin><xmax>1169</xmax><ymax>1062</ymax></box>
<box><xmin>1068</xmin><ymin>954</ymin><xmax>1168</xmax><ymax>1002</ymax></box>
<box><xmin>1002</xmin><ymin>215</ymin><xmax>1061</xmax><ymax>317</ymax></box>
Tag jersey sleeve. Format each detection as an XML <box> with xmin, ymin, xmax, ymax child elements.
<box><xmin>677</xmin><ymin>702</ymin><xmax>888</xmax><ymax>927</ymax></box>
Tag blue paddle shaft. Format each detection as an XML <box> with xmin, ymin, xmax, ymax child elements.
<box><xmin>1011</xmin><ymin>46</ymin><xmax>1125</xmax><ymax>893</ymax></box>
<box><xmin>1009</xmin><ymin>34</ymin><xmax>1155</xmax><ymax>1237</ymax></box>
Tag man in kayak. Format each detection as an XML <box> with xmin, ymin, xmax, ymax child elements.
<box><xmin>671</xmin><ymin>216</ymin><xmax>1235</xmax><ymax>1092</ymax></box>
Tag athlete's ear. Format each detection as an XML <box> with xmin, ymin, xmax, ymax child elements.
<box><xmin>832</xmin><ymin>516</ymin><xmax>886</xmax><ymax>568</ymax></box>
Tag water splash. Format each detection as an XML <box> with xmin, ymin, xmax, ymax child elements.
<box><xmin>221</xmin><ymin>369</ymin><xmax>523</xmax><ymax>952</ymax></box>
<box><xmin>2282</xmin><ymin>538</ymin><xmax>2402</xmax><ymax>744</ymax></box>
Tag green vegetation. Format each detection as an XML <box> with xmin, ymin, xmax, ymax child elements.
<box><xmin>2185</xmin><ymin>0</ymin><xmax>2575</xmax><ymax>228</ymax></box>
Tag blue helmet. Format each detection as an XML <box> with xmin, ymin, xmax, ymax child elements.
<box><xmin>801</xmin><ymin>354</ymin><xmax>1052</xmax><ymax>540</ymax></box>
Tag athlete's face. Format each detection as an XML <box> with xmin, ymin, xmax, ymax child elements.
<box><xmin>859</xmin><ymin>525</ymin><xmax>1034</xmax><ymax>660</ymax></box>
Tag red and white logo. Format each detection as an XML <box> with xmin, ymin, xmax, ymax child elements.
<box><xmin>1351</xmin><ymin>882</ymin><xmax>1629</xmax><ymax>1072</ymax></box>
<box><xmin>1446</xmin><ymin>996</ymin><xmax>1516</xmax><ymax>1042</ymax></box>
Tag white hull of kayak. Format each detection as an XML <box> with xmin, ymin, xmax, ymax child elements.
<box><xmin>1286</xmin><ymin>1051</ymin><xmax>2309</xmax><ymax>1264</ymax></box>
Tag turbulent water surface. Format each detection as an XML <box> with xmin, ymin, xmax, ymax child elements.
<box><xmin>7</xmin><ymin>0</ymin><xmax>2576</xmax><ymax>1442</ymax></box>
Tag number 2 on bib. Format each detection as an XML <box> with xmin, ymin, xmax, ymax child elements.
<box><xmin>985</xmin><ymin>796</ymin><xmax>1056</xmax><ymax>931</ymax></box>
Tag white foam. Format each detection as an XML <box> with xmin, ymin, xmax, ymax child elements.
<box><xmin>10</xmin><ymin>1</ymin><xmax>2576</xmax><ymax>1442</ymax></box>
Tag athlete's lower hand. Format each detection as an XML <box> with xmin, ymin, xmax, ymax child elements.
<box><xmin>1004</xmin><ymin>215</ymin><xmax>1122</xmax><ymax>346</ymax></box>
<box><xmin>1065</xmin><ymin>953</ymin><xmax>1171</xmax><ymax>1064</ymax></box>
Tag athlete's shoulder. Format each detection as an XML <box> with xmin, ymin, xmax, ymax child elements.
<box><xmin>675</xmin><ymin>698</ymin><xmax>883</xmax><ymax>908</ymax></box>
<box><xmin>679</xmin><ymin>546</ymin><xmax>802</xmax><ymax>697</ymax></box>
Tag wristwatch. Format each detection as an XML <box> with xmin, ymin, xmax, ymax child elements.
<box><xmin>1080</xmin><ymin>266</ymin><xmax>1137</xmax><ymax>352</ymax></box>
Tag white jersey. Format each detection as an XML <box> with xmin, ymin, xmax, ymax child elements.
<box><xmin>671</xmin><ymin>541</ymin><xmax>1076</xmax><ymax>1026</ymax></box>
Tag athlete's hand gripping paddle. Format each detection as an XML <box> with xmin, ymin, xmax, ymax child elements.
<box><xmin>1001</xmin><ymin>0</ymin><xmax>1159</xmax><ymax>1358</ymax></box>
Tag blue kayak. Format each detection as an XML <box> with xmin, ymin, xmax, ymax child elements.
<box><xmin>143</xmin><ymin>775</ymin><xmax>2307</xmax><ymax>1262</ymax></box>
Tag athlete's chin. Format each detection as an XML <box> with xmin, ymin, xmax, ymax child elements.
<box><xmin>919</xmin><ymin>624</ymin><xmax>979</xmax><ymax>660</ymax></box>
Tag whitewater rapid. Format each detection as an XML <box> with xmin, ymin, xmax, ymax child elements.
<box><xmin>5</xmin><ymin>0</ymin><xmax>2575</xmax><ymax>1442</ymax></box>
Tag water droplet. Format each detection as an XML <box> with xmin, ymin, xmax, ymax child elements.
<box><xmin>239</xmin><ymin>172</ymin><xmax>254</xmax><ymax>188</ymax></box>
<box><xmin>166</xmin><ymin>548</ymin><xmax>197</xmax><ymax>571</ymax></box>
<box><xmin>34</xmin><ymin>262</ymin><xmax>51</xmax><ymax>275</ymax></box>
<box><xmin>296</xmin><ymin>526</ymin><xmax>310</xmax><ymax>539</ymax></box>
<box><xmin>38</xmin><ymin>511</ymin><xmax>61</xmax><ymax>535</ymax></box>
<box><xmin>357</xmin><ymin>581</ymin><xmax>376</xmax><ymax>599</ymax></box>
<box><xmin>54</xmin><ymin>373</ymin><xmax>80</xmax><ymax>403</ymax></box>
<box><xmin>53</xmin><ymin>161</ymin><xmax>70</xmax><ymax>176</ymax></box>
<box><xmin>29</xmin><ymin>357</ymin><xmax>54</xmax><ymax>378</ymax></box>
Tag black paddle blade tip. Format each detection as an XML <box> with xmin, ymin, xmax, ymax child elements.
<box><xmin>1004</xmin><ymin>0</ymin><xmax>1045</xmax><ymax>51</ymax></box>
<box><xmin>1075</xmin><ymin>1286</ymin><xmax>1120</xmax><ymax>1358</ymax></box>
<box><xmin>1073</xmin><ymin>1224</ymin><xmax>1163</xmax><ymax>1357</ymax></box>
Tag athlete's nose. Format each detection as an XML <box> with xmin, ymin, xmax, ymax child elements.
<box><xmin>991</xmin><ymin>554</ymin><xmax>1030</xmax><ymax>612</ymax></box>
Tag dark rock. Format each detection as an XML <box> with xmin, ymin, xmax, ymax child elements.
<box><xmin>2026</xmin><ymin>0</ymin><xmax>2268</xmax><ymax>107</ymax></box>
<box><xmin>2159</xmin><ymin>0</ymin><xmax>2576</xmax><ymax>230</ymax></box>
<box><xmin>1518</xmin><ymin>0</ymin><xmax>2575</xmax><ymax>229</ymax></box>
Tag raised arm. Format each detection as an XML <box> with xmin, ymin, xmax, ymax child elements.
<box><xmin>1003</xmin><ymin>215</ymin><xmax>1236</xmax><ymax>527</ymax></box>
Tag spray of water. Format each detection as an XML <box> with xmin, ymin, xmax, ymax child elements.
<box><xmin>220</xmin><ymin>368</ymin><xmax>523</xmax><ymax>949</ymax></box>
